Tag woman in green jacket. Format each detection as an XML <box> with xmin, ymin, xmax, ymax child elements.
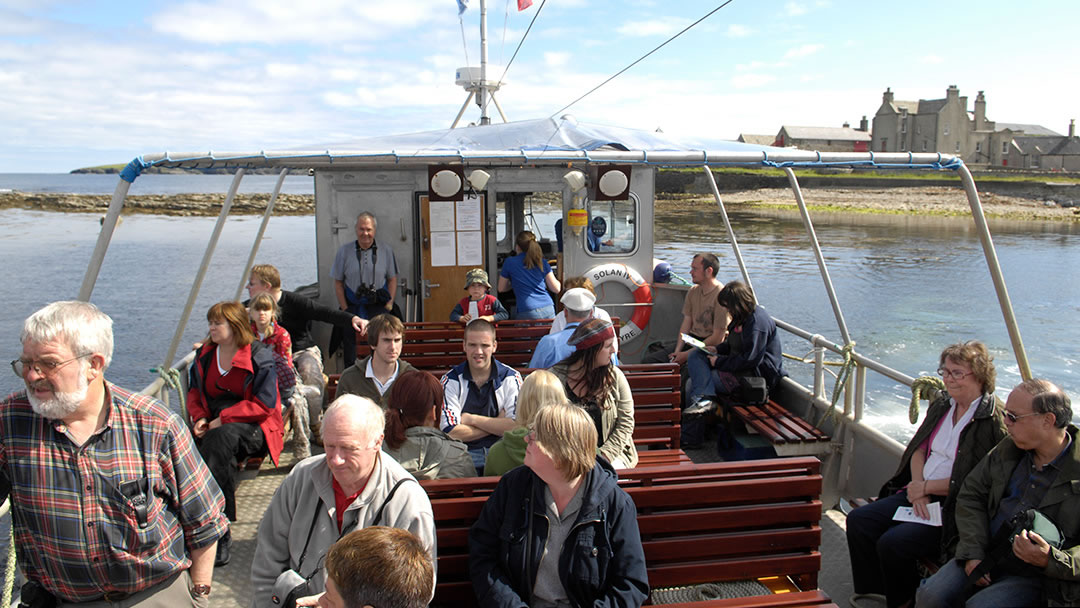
<box><xmin>383</xmin><ymin>370</ymin><xmax>476</xmax><ymax>479</ymax></box>
<box><xmin>485</xmin><ymin>369</ymin><xmax>568</xmax><ymax>476</ymax></box>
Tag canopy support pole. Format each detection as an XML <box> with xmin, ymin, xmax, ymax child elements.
<box><xmin>957</xmin><ymin>164</ymin><xmax>1031</xmax><ymax>380</ymax></box>
<box><xmin>701</xmin><ymin>165</ymin><xmax>755</xmax><ymax>298</ymax></box>
<box><xmin>783</xmin><ymin>167</ymin><xmax>853</xmax><ymax>346</ymax></box>
<box><xmin>161</xmin><ymin>169</ymin><xmax>246</xmax><ymax>372</ymax></box>
<box><xmin>78</xmin><ymin>178</ymin><xmax>132</xmax><ymax>301</ymax></box>
<box><xmin>234</xmin><ymin>168</ymin><xmax>289</xmax><ymax>300</ymax></box>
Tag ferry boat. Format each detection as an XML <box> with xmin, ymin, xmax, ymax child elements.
<box><xmin>3</xmin><ymin>6</ymin><xmax>1038</xmax><ymax>608</ymax></box>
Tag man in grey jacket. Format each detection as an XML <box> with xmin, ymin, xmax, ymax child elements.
<box><xmin>250</xmin><ymin>395</ymin><xmax>435</xmax><ymax>608</ymax></box>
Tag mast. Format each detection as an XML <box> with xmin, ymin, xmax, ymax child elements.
<box><xmin>479</xmin><ymin>0</ymin><xmax>489</xmax><ymax>125</ymax></box>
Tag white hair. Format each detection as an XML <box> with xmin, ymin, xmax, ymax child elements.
<box><xmin>356</xmin><ymin>211</ymin><xmax>377</xmax><ymax>230</ymax></box>
<box><xmin>324</xmin><ymin>394</ymin><xmax>385</xmax><ymax>446</ymax></box>
<box><xmin>22</xmin><ymin>301</ymin><xmax>114</xmax><ymax>370</ymax></box>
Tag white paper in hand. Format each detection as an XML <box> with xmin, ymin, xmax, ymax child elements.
<box><xmin>893</xmin><ymin>501</ymin><xmax>942</xmax><ymax>527</ymax></box>
<box><xmin>468</xmin><ymin>300</ymin><xmax>480</xmax><ymax>320</ymax></box>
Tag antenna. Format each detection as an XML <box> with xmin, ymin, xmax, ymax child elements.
<box><xmin>452</xmin><ymin>0</ymin><xmax>510</xmax><ymax>128</ymax></box>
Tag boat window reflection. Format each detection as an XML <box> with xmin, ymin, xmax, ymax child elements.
<box><xmin>586</xmin><ymin>193</ymin><xmax>637</xmax><ymax>255</ymax></box>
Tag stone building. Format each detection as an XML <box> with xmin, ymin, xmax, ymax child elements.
<box><xmin>871</xmin><ymin>85</ymin><xmax>1069</xmax><ymax>169</ymax></box>
<box><xmin>773</xmin><ymin>118</ymin><xmax>871</xmax><ymax>152</ymax></box>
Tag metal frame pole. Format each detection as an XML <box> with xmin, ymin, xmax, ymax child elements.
<box><xmin>234</xmin><ymin>168</ymin><xmax>289</xmax><ymax>300</ymax></box>
<box><xmin>161</xmin><ymin>169</ymin><xmax>246</xmax><ymax>370</ymax></box>
<box><xmin>78</xmin><ymin>178</ymin><xmax>132</xmax><ymax>301</ymax></box>
<box><xmin>451</xmin><ymin>91</ymin><xmax>475</xmax><ymax>129</ymax></box>
<box><xmin>701</xmin><ymin>165</ymin><xmax>755</xmax><ymax>298</ymax></box>
<box><xmin>957</xmin><ymin>164</ymin><xmax>1031</xmax><ymax>380</ymax></box>
<box><xmin>783</xmin><ymin>167</ymin><xmax>852</xmax><ymax>346</ymax></box>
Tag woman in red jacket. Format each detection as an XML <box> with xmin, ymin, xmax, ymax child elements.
<box><xmin>187</xmin><ymin>300</ymin><xmax>283</xmax><ymax>566</ymax></box>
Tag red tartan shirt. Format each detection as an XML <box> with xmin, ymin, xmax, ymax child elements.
<box><xmin>0</xmin><ymin>382</ymin><xmax>229</xmax><ymax>602</ymax></box>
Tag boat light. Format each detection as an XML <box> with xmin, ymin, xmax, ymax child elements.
<box><xmin>467</xmin><ymin>169</ymin><xmax>491</xmax><ymax>191</ymax></box>
<box><xmin>562</xmin><ymin>170</ymin><xmax>587</xmax><ymax>192</ymax></box>
<box><xmin>596</xmin><ymin>166</ymin><xmax>630</xmax><ymax>200</ymax></box>
<box><xmin>428</xmin><ymin>165</ymin><xmax>465</xmax><ymax>201</ymax></box>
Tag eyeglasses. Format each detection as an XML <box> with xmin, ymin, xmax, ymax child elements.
<box><xmin>11</xmin><ymin>353</ymin><xmax>92</xmax><ymax>378</ymax></box>
<box><xmin>1004</xmin><ymin>410</ymin><xmax>1042</xmax><ymax>424</ymax></box>
<box><xmin>525</xmin><ymin>425</ymin><xmax>536</xmax><ymax>442</ymax></box>
<box><xmin>937</xmin><ymin>368</ymin><xmax>974</xmax><ymax>380</ymax></box>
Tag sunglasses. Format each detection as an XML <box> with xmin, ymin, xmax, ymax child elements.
<box><xmin>1003</xmin><ymin>410</ymin><xmax>1041</xmax><ymax>423</ymax></box>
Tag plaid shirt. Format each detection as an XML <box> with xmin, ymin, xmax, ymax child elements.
<box><xmin>0</xmin><ymin>382</ymin><xmax>228</xmax><ymax>602</ymax></box>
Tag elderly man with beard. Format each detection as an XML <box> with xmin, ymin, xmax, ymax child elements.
<box><xmin>1</xmin><ymin>301</ymin><xmax>228</xmax><ymax>607</ymax></box>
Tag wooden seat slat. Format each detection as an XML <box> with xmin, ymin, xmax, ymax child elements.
<box><xmin>654</xmin><ymin>589</ymin><xmax>836</xmax><ymax>608</ymax></box>
<box><xmin>741</xmin><ymin>405</ymin><xmax>804</xmax><ymax>444</ymax></box>
<box><xmin>762</xmin><ymin>401</ymin><xmax>830</xmax><ymax>441</ymax></box>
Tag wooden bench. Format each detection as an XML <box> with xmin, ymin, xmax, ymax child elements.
<box><xmin>721</xmin><ymin>399</ymin><xmax>830</xmax><ymax>458</ymax></box>
<box><xmin>421</xmin><ymin>456</ymin><xmax>828</xmax><ymax>607</ymax></box>
<box><xmin>327</xmin><ymin>362</ymin><xmax>683</xmax><ymax>451</ymax></box>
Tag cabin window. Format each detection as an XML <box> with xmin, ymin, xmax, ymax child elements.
<box><xmin>585</xmin><ymin>192</ymin><xmax>638</xmax><ymax>256</ymax></box>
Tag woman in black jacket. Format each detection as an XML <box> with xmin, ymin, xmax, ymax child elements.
<box><xmin>468</xmin><ymin>402</ymin><xmax>649</xmax><ymax>607</ymax></box>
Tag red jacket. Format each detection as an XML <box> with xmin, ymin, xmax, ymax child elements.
<box><xmin>187</xmin><ymin>341</ymin><xmax>284</xmax><ymax>465</ymax></box>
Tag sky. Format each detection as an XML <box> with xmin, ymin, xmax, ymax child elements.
<box><xmin>2</xmin><ymin>0</ymin><xmax>1078</xmax><ymax>173</ymax></box>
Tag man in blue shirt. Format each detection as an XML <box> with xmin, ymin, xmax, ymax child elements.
<box><xmin>529</xmin><ymin>289</ymin><xmax>618</xmax><ymax>369</ymax></box>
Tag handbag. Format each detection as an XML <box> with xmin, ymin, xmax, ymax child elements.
<box><xmin>964</xmin><ymin>508</ymin><xmax>1064</xmax><ymax>589</ymax></box>
<box><xmin>735</xmin><ymin>375</ymin><xmax>768</xmax><ymax>407</ymax></box>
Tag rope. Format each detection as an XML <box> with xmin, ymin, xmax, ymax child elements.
<box><xmin>153</xmin><ymin>366</ymin><xmax>186</xmax><ymax>414</ymax></box>
<box><xmin>651</xmin><ymin>580</ymin><xmax>771</xmax><ymax>604</ymax></box>
<box><xmin>909</xmin><ymin>376</ymin><xmax>945</xmax><ymax>424</ymax></box>
<box><xmin>2</xmin><ymin>504</ymin><xmax>14</xmax><ymax>608</ymax></box>
<box><xmin>816</xmin><ymin>341</ymin><xmax>856</xmax><ymax>427</ymax></box>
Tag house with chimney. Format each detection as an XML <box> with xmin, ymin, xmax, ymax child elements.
<box><xmin>872</xmin><ymin>85</ymin><xmax>1073</xmax><ymax>169</ymax></box>
<box><xmin>773</xmin><ymin>117</ymin><xmax>871</xmax><ymax>152</ymax></box>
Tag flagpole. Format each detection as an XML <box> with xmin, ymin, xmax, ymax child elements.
<box><xmin>479</xmin><ymin>0</ymin><xmax>490</xmax><ymax>125</ymax></box>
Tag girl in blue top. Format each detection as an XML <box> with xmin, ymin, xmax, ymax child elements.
<box><xmin>498</xmin><ymin>231</ymin><xmax>561</xmax><ymax>319</ymax></box>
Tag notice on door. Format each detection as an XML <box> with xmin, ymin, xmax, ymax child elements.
<box><xmin>457</xmin><ymin>230</ymin><xmax>483</xmax><ymax>266</ymax></box>
<box><xmin>456</xmin><ymin>194</ymin><xmax>482</xmax><ymax>231</ymax></box>
<box><xmin>431</xmin><ymin>231</ymin><xmax>457</xmax><ymax>266</ymax></box>
<box><xmin>430</xmin><ymin>200</ymin><xmax>456</xmax><ymax>232</ymax></box>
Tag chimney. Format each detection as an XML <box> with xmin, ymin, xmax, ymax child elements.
<box><xmin>946</xmin><ymin>84</ymin><xmax>959</xmax><ymax>102</ymax></box>
<box><xmin>1071</xmin><ymin>119</ymin><xmax>1076</xmax><ymax>138</ymax></box>
<box><xmin>860</xmin><ymin>115</ymin><xmax>869</xmax><ymax>132</ymax></box>
<box><xmin>883</xmin><ymin>87</ymin><xmax>894</xmax><ymax>104</ymax></box>
<box><xmin>974</xmin><ymin>90</ymin><xmax>986</xmax><ymax>130</ymax></box>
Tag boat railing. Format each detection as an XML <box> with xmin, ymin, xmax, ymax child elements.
<box><xmin>139</xmin><ymin>350</ymin><xmax>196</xmax><ymax>416</ymax></box>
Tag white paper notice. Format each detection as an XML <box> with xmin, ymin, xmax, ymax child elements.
<box><xmin>456</xmin><ymin>194</ymin><xmax>483</xmax><ymax>231</ymax></box>
<box><xmin>431</xmin><ymin>232</ymin><xmax>456</xmax><ymax>267</ymax></box>
<box><xmin>468</xmin><ymin>300</ymin><xmax>479</xmax><ymax>320</ymax></box>
<box><xmin>893</xmin><ymin>502</ymin><xmax>942</xmax><ymax>527</ymax></box>
<box><xmin>457</xmin><ymin>230</ymin><xmax>483</xmax><ymax>266</ymax></box>
<box><xmin>430</xmin><ymin>200</ymin><xmax>456</xmax><ymax>232</ymax></box>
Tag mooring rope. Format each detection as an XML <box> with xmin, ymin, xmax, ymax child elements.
<box><xmin>909</xmin><ymin>376</ymin><xmax>945</xmax><ymax>424</ymax></box>
<box><xmin>2</xmin><ymin>500</ymin><xmax>15</xmax><ymax>608</ymax></box>
<box><xmin>816</xmin><ymin>341</ymin><xmax>856</xmax><ymax>427</ymax></box>
<box><xmin>153</xmin><ymin>366</ymin><xmax>186</xmax><ymax>414</ymax></box>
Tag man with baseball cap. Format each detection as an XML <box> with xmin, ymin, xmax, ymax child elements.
<box><xmin>529</xmin><ymin>288</ymin><xmax>619</xmax><ymax>369</ymax></box>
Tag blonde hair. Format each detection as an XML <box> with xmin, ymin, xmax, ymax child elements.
<box><xmin>531</xmin><ymin>402</ymin><xmax>596</xmax><ymax>480</ymax></box>
<box><xmin>248</xmin><ymin>292</ymin><xmax>278</xmax><ymax>319</ymax></box>
<box><xmin>517</xmin><ymin>370</ymin><xmax>568</xmax><ymax>429</ymax></box>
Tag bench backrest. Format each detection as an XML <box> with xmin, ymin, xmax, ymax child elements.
<box><xmin>423</xmin><ymin>457</ymin><xmax>823</xmax><ymax>606</ymax></box>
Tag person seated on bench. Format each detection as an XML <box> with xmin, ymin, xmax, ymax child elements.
<box><xmin>548</xmin><ymin>276</ymin><xmax>616</xmax><ymax>352</ymax></box>
<box><xmin>337</xmin><ymin>314</ymin><xmax>416</xmax><ymax>409</ymax></box>
<box><xmin>251</xmin><ymin>395</ymin><xmax>435</xmax><ymax>608</ymax></box>
<box><xmin>550</xmin><ymin>318</ymin><xmax>638</xmax><ymax>469</ymax></box>
<box><xmin>684</xmin><ymin>280</ymin><xmax>787</xmax><ymax>416</ymax></box>
<box><xmin>188</xmin><ymin>301</ymin><xmax>284</xmax><ymax>567</ymax></box>
<box><xmin>848</xmin><ymin>341</ymin><xmax>1006</xmax><ymax>608</ymax></box>
<box><xmin>383</xmin><ymin>370</ymin><xmax>476</xmax><ymax>479</ymax></box>
<box><xmin>247</xmin><ymin>263</ymin><xmax>368</xmax><ymax>447</ymax></box>
<box><xmin>530</xmin><ymin>288</ymin><xmax>618</xmax><ymax>369</ymax></box>
<box><xmin>469</xmin><ymin>402</ymin><xmax>649</xmax><ymax>607</ymax></box>
<box><xmin>642</xmin><ymin>253</ymin><xmax>727</xmax><ymax>365</ymax></box>
<box><xmin>451</xmin><ymin>268</ymin><xmax>510</xmax><ymax>325</ymax></box>
<box><xmin>249</xmin><ymin>292</ymin><xmax>307</xmax><ymax>457</ymax></box>
<box><xmin>485</xmin><ymin>370</ymin><xmax>568</xmax><ymax>476</ymax></box>
<box><xmin>319</xmin><ymin>526</ymin><xmax>434</xmax><ymax>608</ymax></box>
<box><xmin>916</xmin><ymin>379</ymin><xmax>1078</xmax><ymax>608</ymax></box>
<box><xmin>441</xmin><ymin>319</ymin><xmax>522</xmax><ymax>475</ymax></box>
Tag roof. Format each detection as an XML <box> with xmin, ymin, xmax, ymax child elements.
<box><xmin>995</xmin><ymin>123</ymin><xmax>1063</xmax><ymax>136</ymax></box>
<box><xmin>738</xmin><ymin>134</ymin><xmax>777</xmax><ymax>145</ymax></box>
<box><xmin>125</xmin><ymin>116</ymin><xmax>963</xmax><ymax>174</ymax></box>
<box><xmin>917</xmin><ymin>98</ymin><xmax>948</xmax><ymax>114</ymax></box>
<box><xmin>779</xmin><ymin>126</ymin><xmax>872</xmax><ymax>142</ymax></box>
<box><xmin>1045</xmin><ymin>137</ymin><xmax>1080</xmax><ymax>156</ymax></box>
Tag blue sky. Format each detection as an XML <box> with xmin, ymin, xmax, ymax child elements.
<box><xmin>2</xmin><ymin>0</ymin><xmax>1077</xmax><ymax>172</ymax></box>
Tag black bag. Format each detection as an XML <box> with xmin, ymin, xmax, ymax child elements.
<box><xmin>965</xmin><ymin>508</ymin><xmax>1064</xmax><ymax>589</ymax></box>
<box><xmin>735</xmin><ymin>375</ymin><xmax>768</xmax><ymax>407</ymax></box>
<box><xmin>19</xmin><ymin>581</ymin><xmax>57</xmax><ymax>608</ymax></box>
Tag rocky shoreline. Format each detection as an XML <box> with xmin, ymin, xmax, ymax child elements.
<box><xmin>1</xmin><ymin>187</ymin><xmax>1077</xmax><ymax>221</ymax></box>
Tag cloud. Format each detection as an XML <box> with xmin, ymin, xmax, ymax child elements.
<box><xmin>731</xmin><ymin>73</ymin><xmax>776</xmax><ymax>89</ymax></box>
<box><xmin>784</xmin><ymin>2</ymin><xmax>808</xmax><ymax>17</ymax></box>
<box><xmin>616</xmin><ymin>17</ymin><xmax>689</xmax><ymax>37</ymax></box>
<box><xmin>920</xmin><ymin>54</ymin><xmax>943</xmax><ymax>64</ymax></box>
<box><xmin>784</xmin><ymin>43</ymin><xmax>824</xmax><ymax>59</ymax></box>
<box><xmin>726</xmin><ymin>24</ymin><xmax>752</xmax><ymax>38</ymax></box>
<box><xmin>544</xmin><ymin>52</ymin><xmax>571</xmax><ymax>67</ymax></box>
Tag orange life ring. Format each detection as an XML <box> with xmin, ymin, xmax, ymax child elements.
<box><xmin>586</xmin><ymin>263</ymin><xmax>653</xmax><ymax>344</ymax></box>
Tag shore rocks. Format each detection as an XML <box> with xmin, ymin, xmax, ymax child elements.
<box><xmin>0</xmin><ymin>192</ymin><xmax>315</xmax><ymax>216</ymax></box>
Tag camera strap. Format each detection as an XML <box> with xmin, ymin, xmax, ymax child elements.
<box><xmin>354</xmin><ymin>241</ymin><xmax>378</xmax><ymax>289</ymax></box>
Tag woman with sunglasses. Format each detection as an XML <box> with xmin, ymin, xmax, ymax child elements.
<box><xmin>382</xmin><ymin>370</ymin><xmax>476</xmax><ymax>479</ymax></box>
<box><xmin>469</xmin><ymin>402</ymin><xmax>649</xmax><ymax>607</ymax></box>
<box><xmin>846</xmin><ymin>340</ymin><xmax>1007</xmax><ymax>608</ymax></box>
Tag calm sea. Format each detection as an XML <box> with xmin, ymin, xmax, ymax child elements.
<box><xmin>1</xmin><ymin>173</ymin><xmax>1078</xmax><ymax>444</ymax></box>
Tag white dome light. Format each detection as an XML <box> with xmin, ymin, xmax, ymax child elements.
<box><xmin>598</xmin><ymin>169</ymin><xmax>628</xmax><ymax>197</ymax></box>
<box><xmin>431</xmin><ymin>170</ymin><xmax>463</xmax><ymax>198</ymax></box>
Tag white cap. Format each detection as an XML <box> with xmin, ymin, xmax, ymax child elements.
<box><xmin>560</xmin><ymin>288</ymin><xmax>596</xmax><ymax>313</ymax></box>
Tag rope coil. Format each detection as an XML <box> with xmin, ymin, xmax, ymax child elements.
<box><xmin>909</xmin><ymin>376</ymin><xmax>945</xmax><ymax>424</ymax></box>
<box><xmin>816</xmin><ymin>341</ymin><xmax>856</xmax><ymax>427</ymax></box>
<box><xmin>153</xmin><ymin>366</ymin><xmax>186</xmax><ymax>414</ymax></box>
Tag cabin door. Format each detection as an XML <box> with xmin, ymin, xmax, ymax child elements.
<box><xmin>418</xmin><ymin>194</ymin><xmax>487</xmax><ymax>321</ymax></box>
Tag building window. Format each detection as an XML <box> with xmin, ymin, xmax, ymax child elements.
<box><xmin>917</xmin><ymin>125</ymin><xmax>921</xmax><ymax>135</ymax></box>
<box><xmin>922</xmin><ymin>141</ymin><xmax>928</xmax><ymax>152</ymax></box>
<box><xmin>1002</xmin><ymin>141</ymin><xmax>1009</xmax><ymax>154</ymax></box>
<box><xmin>976</xmin><ymin>142</ymin><xmax>982</xmax><ymax>153</ymax></box>
<box><xmin>901</xmin><ymin>119</ymin><xmax>907</xmax><ymax>133</ymax></box>
<box><xmin>944</xmin><ymin>123</ymin><xmax>950</xmax><ymax>136</ymax></box>
<box><xmin>901</xmin><ymin>142</ymin><xmax>906</xmax><ymax>152</ymax></box>
<box><xmin>1032</xmin><ymin>156</ymin><xmax>1039</xmax><ymax>169</ymax></box>
<box><xmin>955</xmin><ymin>141</ymin><xmax>961</xmax><ymax>153</ymax></box>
